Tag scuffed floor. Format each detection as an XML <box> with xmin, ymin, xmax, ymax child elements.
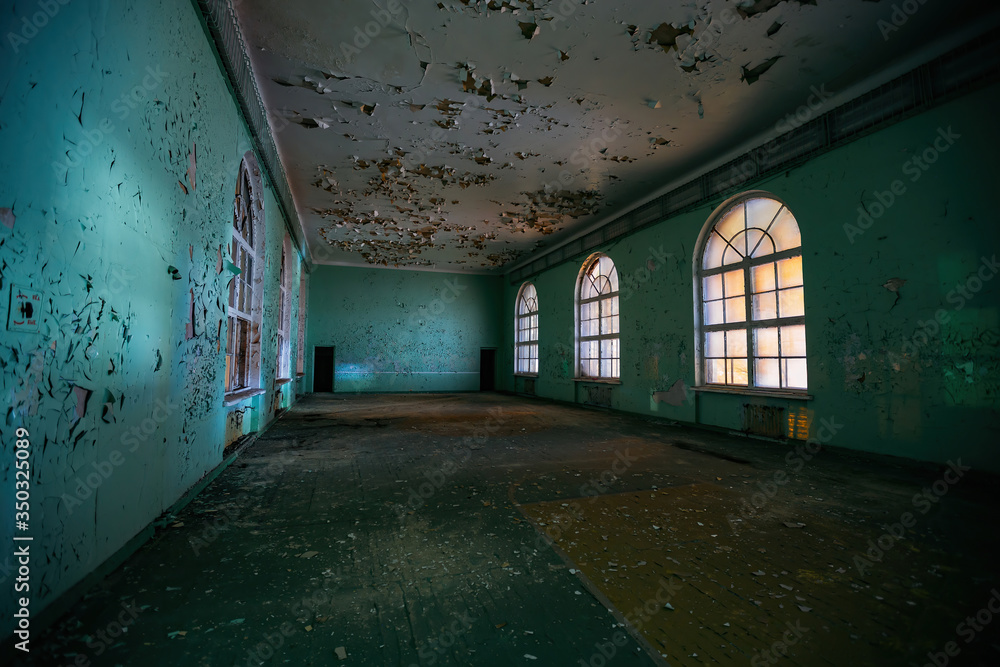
<box><xmin>17</xmin><ymin>394</ymin><xmax>1000</xmax><ymax>666</ymax></box>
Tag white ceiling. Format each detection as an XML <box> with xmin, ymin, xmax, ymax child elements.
<box><xmin>234</xmin><ymin>0</ymin><xmax>994</xmax><ymax>273</ymax></box>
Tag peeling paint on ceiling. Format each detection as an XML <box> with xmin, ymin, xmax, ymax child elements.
<box><xmin>233</xmin><ymin>0</ymin><xmax>990</xmax><ymax>272</ymax></box>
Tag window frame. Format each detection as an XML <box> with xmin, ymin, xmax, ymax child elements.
<box><xmin>514</xmin><ymin>282</ymin><xmax>539</xmax><ymax>376</ymax></box>
<box><xmin>693</xmin><ymin>191</ymin><xmax>809</xmax><ymax>396</ymax></box>
<box><xmin>296</xmin><ymin>271</ymin><xmax>307</xmax><ymax>377</ymax></box>
<box><xmin>225</xmin><ymin>152</ymin><xmax>265</xmax><ymax>399</ymax></box>
<box><xmin>575</xmin><ymin>253</ymin><xmax>621</xmax><ymax>382</ymax></box>
<box><xmin>276</xmin><ymin>234</ymin><xmax>293</xmax><ymax>380</ymax></box>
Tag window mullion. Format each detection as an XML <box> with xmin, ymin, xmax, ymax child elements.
<box><xmin>745</xmin><ymin>264</ymin><xmax>754</xmax><ymax>388</ymax></box>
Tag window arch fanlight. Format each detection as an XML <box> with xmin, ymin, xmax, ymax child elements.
<box><xmin>695</xmin><ymin>192</ymin><xmax>807</xmax><ymax>391</ymax></box>
<box><xmin>225</xmin><ymin>151</ymin><xmax>265</xmax><ymax>395</ymax></box>
<box><xmin>515</xmin><ymin>282</ymin><xmax>538</xmax><ymax>375</ymax></box>
<box><xmin>576</xmin><ymin>253</ymin><xmax>620</xmax><ymax>380</ymax></box>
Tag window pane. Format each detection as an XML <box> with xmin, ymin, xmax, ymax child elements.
<box><xmin>752</xmin><ymin>292</ymin><xmax>777</xmax><ymax>320</ymax></box>
<box><xmin>722</xmin><ymin>244</ymin><xmax>742</xmax><ymax>266</ymax></box>
<box><xmin>749</xmin><ymin>234</ymin><xmax>776</xmax><ymax>258</ymax></box>
<box><xmin>730</xmin><ymin>358</ymin><xmax>748</xmax><ymax>385</ymax></box>
<box><xmin>715</xmin><ymin>204</ymin><xmax>745</xmax><ymax>242</ymax></box>
<box><xmin>778</xmin><ymin>287</ymin><xmax>805</xmax><ymax>318</ymax></box>
<box><xmin>777</xmin><ymin>256</ymin><xmax>803</xmax><ymax>288</ymax></box>
<box><xmin>703</xmin><ymin>233</ymin><xmax>726</xmax><ymax>269</ymax></box>
<box><xmin>706</xmin><ymin>331</ymin><xmax>725</xmax><ymax>357</ymax></box>
<box><xmin>751</xmin><ymin>263</ymin><xmax>776</xmax><ymax>293</ymax></box>
<box><xmin>726</xmin><ymin>330</ymin><xmax>747</xmax><ymax>357</ymax></box>
<box><xmin>784</xmin><ymin>358</ymin><xmax>808</xmax><ymax>389</ymax></box>
<box><xmin>724</xmin><ymin>296</ymin><xmax>746</xmax><ymax>323</ymax></box>
<box><xmin>723</xmin><ymin>269</ymin><xmax>744</xmax><ymax>297</ymax></box>
<box><xmin>769</xmin><ymin>208</ymin><xmax>801</xmax><ymax>252</ymax></box>
<box><xmin>730</xmin><ymin>230</ymin><xmax>748</xmax><ymax>259</ymax></box>
<box><xmin>745</xmin><ymin>198</ymin><xmax>784</xmax><ymax>231</ymax></box>
<box><xmin>755</xmin><ymin>358</ymin><xmax>780</xmax><ymax>388</ymax></box>
<box><xmin>706</xmin><ymin>358</ymin><xmax>726</xmax><ymax>384</ymax></box>
<box><xmin>754</xmin><ymin>327</ymin><xmax>779</xmax><ymax>357</ymax></box>
<box><xmin>704</xmin><ymin>299</ymin><xmax>724</xmax><ymax>326</ymax></box>
<box><xmin>744</xmin><ymin>228</ymin><xmax>765</xmax><ymax>258</ymax></box>
<box><xmin>704</xmin><ymin>274</ymin><xmax>723</xmax><ymax>301</ymax></box>
<box><xmin>780</xmin><ymin>324</ymin><xmax>807</xmax><ymax>357</ymax></box>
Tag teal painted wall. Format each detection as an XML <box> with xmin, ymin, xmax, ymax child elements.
<box><xmin>307</xmin><ymin>266</ymin><xmax>502</xmax><ymax>392</ymax></box>
<box><xmin>0</xmin><ymin>0</ymin><xmax>304</xmax><ymax>638</ymax></box>
<box><xmin>503</xmin><ymin>83</ymin><xmax>1000</xmax><ymax>473</ymax></box>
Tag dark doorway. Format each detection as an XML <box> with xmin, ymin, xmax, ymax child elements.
<box><xmin>314</xmin><ymin>346</ymin><xmax>334</xmax><ymax>392</ymax></box>
<box><xmin>479</xmin><ymin>348</ymin><xmax>496</xmax><ymax>391</ymax></box>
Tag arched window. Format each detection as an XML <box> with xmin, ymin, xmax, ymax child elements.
<box><xmin>297</xmin><ymin>272</ymin><xmax>307</xmax><ymax>376</ymax></box>
<box><xmin>515</xmin><ymin>282</ymin><xmax>538</xmax><ymax>374</ymax></box>
<box><xmin>225</xmin><ymin>152</ymin><xmax>265</xmax><ymax>394</ymax></box>
<box><xmin>695</xmin><ymin>192</ymin><xmax>806</xmax><ymax>390</ymax></box>
<box><xmin>577</xmin><ymin>254</ymin><xmax>619</xmax><ymax>379</ymax></box>
<box><xmin>276</xmin><ymin>234</ymin><xmax>292</xmax><ymax>379</ymax></box>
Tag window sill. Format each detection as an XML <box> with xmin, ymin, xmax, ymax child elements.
<box><xmin>514</xmin><ymin>373</ymin><xmax>539</xmax><ymax>378</ymax></box>
<box><xmin>574</xmin><ymin>378</ymin><xmax>622</xmax><ymax>385</ymax></box>
<box><xmin>296</xmin><ymin>372</ymin><xmax>306</xmax><ymax>378</ymax></box>
<box><xmin>224</xmin><ymin>387</ymin><xmax>266</xmax><ymax>406</ymax></box>
<box><xmin>275</xmin><ymin>377</ymin><xmax>293</xmax><ymax>386</ymax></box>
<box><xmin>693</xmin><ymin>385</ymin><xmax>812</xmax><ymax>400</ymax></box>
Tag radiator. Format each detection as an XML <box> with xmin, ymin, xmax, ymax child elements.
<box><xmin>742</xmin><ymin>403</ymin><xmax>785</xmax><ymax>439</ymax></box>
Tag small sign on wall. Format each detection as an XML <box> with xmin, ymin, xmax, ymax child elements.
<box><xmin>8</xmin><ymin>284</ymin><xmax>42</xmax><ymax>333</ymax></box>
